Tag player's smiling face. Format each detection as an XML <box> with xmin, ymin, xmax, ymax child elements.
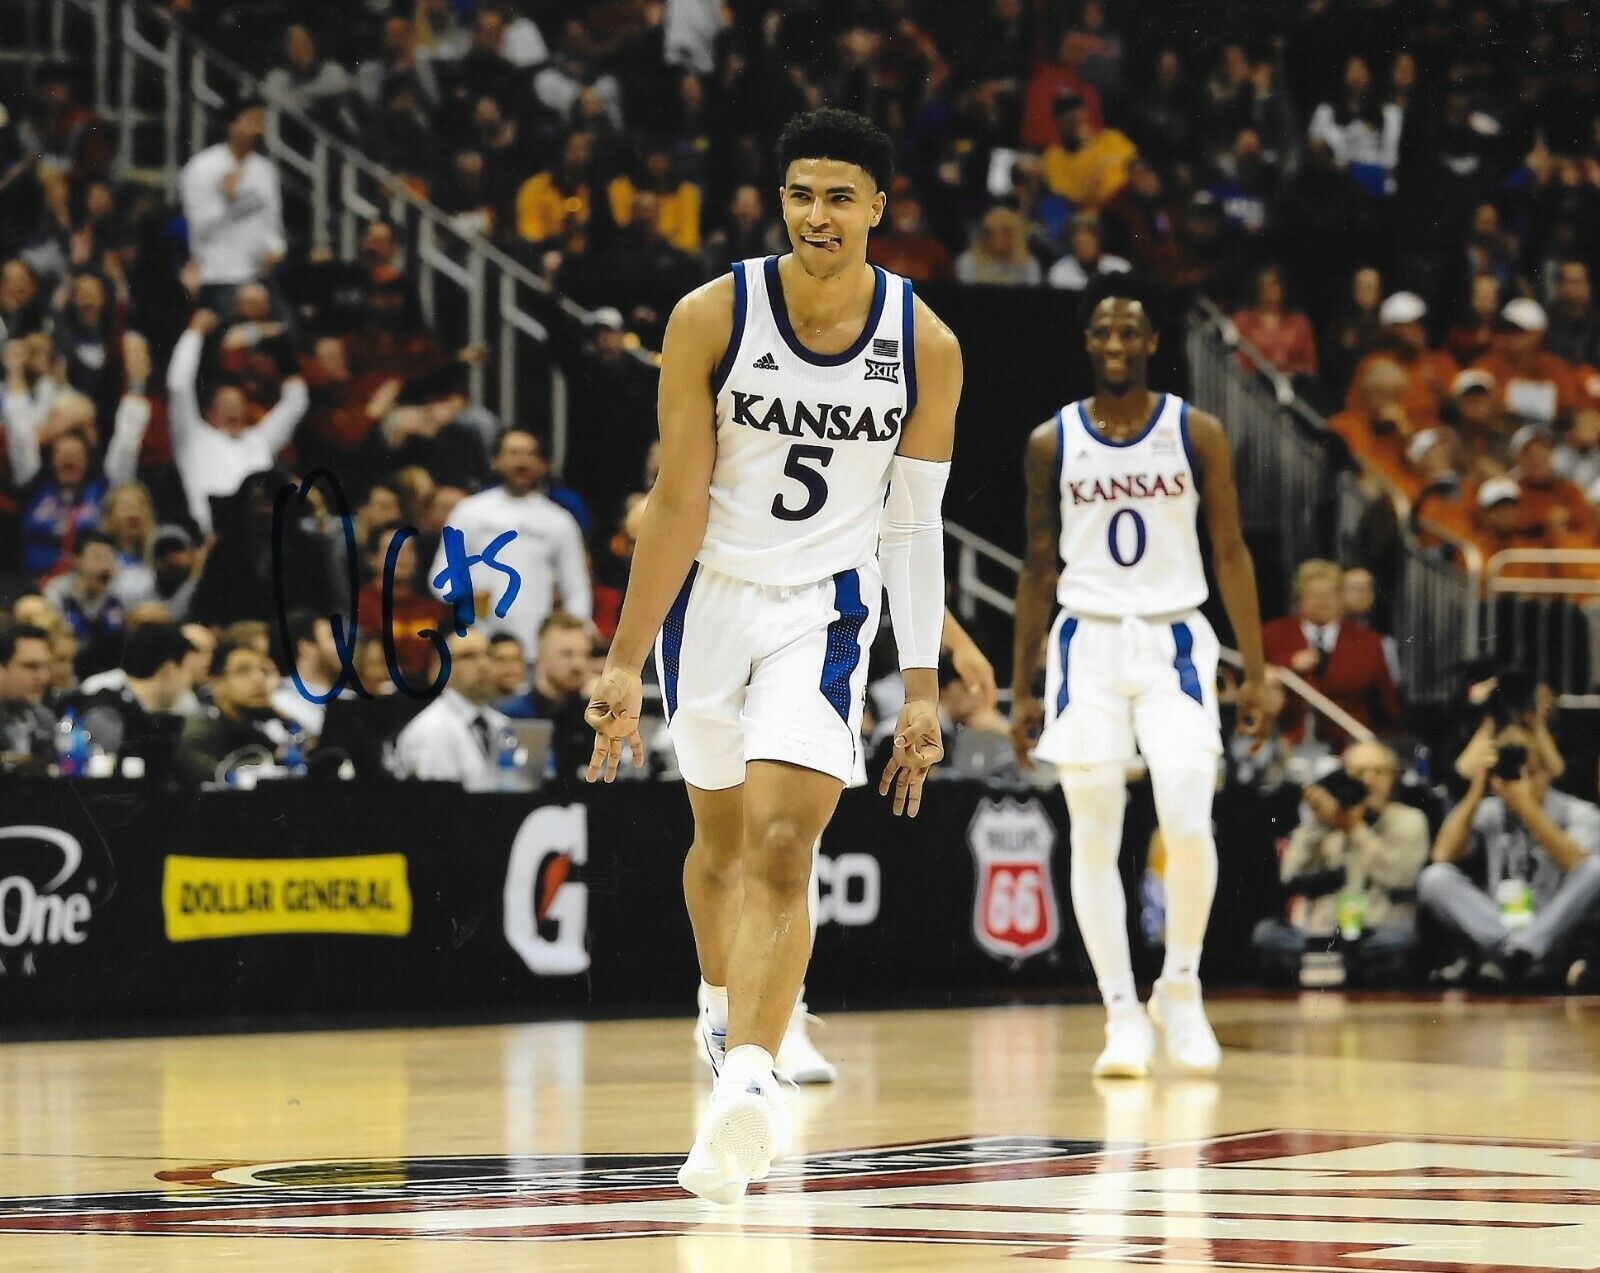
<box><xmin>781</xmin><ymin>158</ymin><xmax>884</xmax><ymax>277</ymax></box>
<box><xmin>1085</xmin><ymin>298</ymin><xmax>1157</xmax><ymax>394</ymax></box>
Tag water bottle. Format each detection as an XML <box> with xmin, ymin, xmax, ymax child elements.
<box><xmin>72</xmin><ymin>716</ymin><xmax>91</xmax><ymax>777</ymax></box>
<box><xmin>496</xmin><ymin>727</ymin><xmax>521</xmax><ymax>792</ymax></box>
<box><xmin>282</xmin><ymin>725</ymin><xmax>308</xmax><ymax>777</ymax></box>
<box><xmin>55</xmin><ymin>711</ymin><xmax>79</xmax><ymax>777</ymax></box>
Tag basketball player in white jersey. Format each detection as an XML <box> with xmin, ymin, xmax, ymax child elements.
<box><xmin>586</xmin><ymin>108</ymin><xmax>962</xmax><ymax>1202</ymax></box>
<box><xmin>1011</xmin><ymin>274</ymin><xmax>1269</xmax><ymax>1078</ymax></box>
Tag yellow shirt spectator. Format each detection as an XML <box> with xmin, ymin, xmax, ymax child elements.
<box><xmin>516</xmin><ymin>173</ymin><xmax>594</xmax><ymax>244</ymax></box>
<box><xmin>1042</xmin><ymin>127</ymin><xmax>1137</xmax><ymax>210</ymax></box>
<box><xmin>608</xmin><ymin>176</ymin><xmax>703</xmax><ymax>254</ymax></box>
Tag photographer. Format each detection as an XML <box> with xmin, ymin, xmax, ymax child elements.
<box><xmin>1421</xmin><ymin>726</ymin><xmax>1600</xmax><ymax>986</ymax></box>
<box><xmin>1253</xmin><ymin>741</ymin><xmax>1429</xmax><ymax>984</ymax></box>
<box><xmin>1452</xmin><ymin>668</ymin><xmax>1564</xmax><ymax>793</ymax></box>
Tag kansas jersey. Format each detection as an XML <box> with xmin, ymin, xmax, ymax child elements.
<box><xmin>699</xmin><ymin>255</ymin><xmax>916</xmax><ymax>587</ymax></box>
<box><xmin>1056</xmin><ymin>393</ymin><xmax>1207</xmax><ymax>616</ymax></box>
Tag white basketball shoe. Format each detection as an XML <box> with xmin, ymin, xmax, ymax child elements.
<box><xmin>776</xmin><ymin>1001</ymin><xmax>836</xmax><ymax>1084</ymax></box>
<box><xmin>1149</xmin><ymin>978</ymin><xmax>1221</xmax><ymax>1075</ymax></box>
<box><xmin>678</xmin><ymin>1054</ymin><xmax>788</xmax><ymax>1205</ymax></box>
<box><xmin>1092</xmin><ymin>1003</ymin><xmax>1155</xmax><ymax>1078</ymax></box>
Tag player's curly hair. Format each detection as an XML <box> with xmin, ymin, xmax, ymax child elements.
<box><xmin>776</xmin><ymin>108</ymin><xmax>896</xmax><ymax>193</ymax></box>
<box><xmin>1077</xmin><ymin>271</ymin><xmax>1168</xmax><ymax>332</ymax></box>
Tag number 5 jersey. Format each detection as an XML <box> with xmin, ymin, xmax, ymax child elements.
<box><xmin>700</xmin><ymin>256</ymin><xmax>915</xmax><ymax>586</ymax></box>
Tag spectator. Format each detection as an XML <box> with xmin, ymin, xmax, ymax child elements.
<box><xmin>189</xmin><ymin>470</ymin><xmax>337</xmax><ymax>628</ymax></box>
<box><xmin>1253</xmin><ymin>741</ymin><xmax>1429</xmax><ymax>985</ymax></box>
<box><xmin>41</xmin><ymin>530</ymin><xmax>127</xmax><ymax>678</ymax></box>
<box><xmin>1041</xmin><ymin>92</ymin><xmax>1136</xmax><ymax>212</ymax></box>
<box><xmin>1209</xmin><ymin>127</ymin><xmax>1275</xmax><ymax>237</ymax></box>
<box><xmin>955</xmin><ymin>206</ymin><xmax>1041</xmax><ymax>287</ymax></box>
<box><xmin>488</xmin><ymin>631</ymin><xmax>527</xmax><ymax>698</ymax></box>
<box><xmin>1308</xmin><ymin>55</ymin><xmax>1402</xmax><ymax>197</ymax></box>
<box><xmin>1005</xmin><ymin>151</ymin><xmax>1072</xmax><ymax>267</ymax></box>
<box><xmin>355</xmin><ymin>16</ymin><xmax>438</xmax><ymax>116</ymax></box>
<box><xmin>1407</xmin><ymin>427</ymin><xmax>1473</xmax><ymax>544</ymax></box>
<box><xmin>1329</xmin><ymin>357</ymin><xmax>1415</xmax><ymax>485</ymax></box>
<box><xmin>1262</xmin><ymin>558</ymin><xmax>1401</xmax><ymax>747</ymax></box>
<box><xmin>1423</xmin><ymin>725</ymin><xmax>1600</xmax><ymax>986</ymax></box>
<box><xmin>270</xmin><ymin>609</ymin><xmax>345</xmax><ymax>738</ymax></box>
<box><xmin>1509</xmin><ymin>426</ymin><xmax>1596</xmax><ymax>540</ymax></box>
<box><xmin>1474</xmin><ymin>299</ymin><xmax>1582</xmax><ymax>428</ymax></box>
<box><xmin>1319</xmin><ymin>265</ymin><xmax>1384</xmax><ymax>407</ymax></box>
<box><xmin>1445</xmin><ymin>368</ymin><xmax>1513</xmax><ymax>480</ymax></box>
<box><xmin>52</xmin><ymin>271</ymin><xmax>124</xmax><ymax>418</ymax></box>
<box><xmin>702</xmin><ymin>186</ymin><xmax>782</xmax><ymax>276</ymax></box>
<box><xmin>1171</xmin><ymin>190</ymin><xmax>1247</xmax><ymax>307</ymax></box>
<box><xmin>1021</xmin><ymin>33</ymin><xmax>1104</xmax><ymax>151</ymax></box>
<box><xmin>165</xmin><ymin>309</ymin><xmax>309</xmax><ymax>535</ymax></box>
<box><xmin>262</xmin><ymin>25</ymin><xmax>356</xmax><ymax>132</ymax></box>
<box><xmin>1344</xmin><ymin>292</ymin><xmax>1458</xmax><ymax>432</ymax></box>
<box><xmin>101</xmin><ymin>482</ymin><xmax>156</xmax><ymax>591</ymax></box>
<box><xmin>866</xmin><ymin>192</ymin><xmax>954</xmax><ymax>283</ymax></box>
<box><xmin>3</xmin><ymin>369</ymin><xmax>147</xmax><ymax>579</ymax></box>
<box><xmin>1232</xmin><ymin>265</ymin><xmax>1316</xmax><ymax>380</ymax></box>
<box><xmin>1125</xmin><ymin>49</ymin><xmax>1195</xmax><ymax>171</ymax></box>
<box><xmin>1466</xmin><ymin>477</ymin><xmax>1553</xmax><ymax>583</ymax></box>
<box><xmin>1046</xmin><ymin>216</ymin><xmax>1130</xmax><ymax>292</ymax></box>
<box><xmin>1340</xmin><ymin>566</ymin><xmax>1402</xmax><ymax>688</ymax></box>
<box><xmin>357</xmin><ymin>524</ymin><xmax>450</xmax><ymax>686</ymax></box>
<box><xmin>516</xmin><ymin>130</ymin><xmax>603</xmax><ymax>247</ymax></box>
<box><xmin>429</xmin><ymin>427</ymin><xmax>590</xmax><ymax>659</ymax></box>
<box><xmin>116</xmin><ymin>523</ymin><xmax>206</xmax><ymax>623</ymax></box>
<box><xmin>179</xmin><ymin>95</ymin><xmax>285</xmax><ymax>313</ymax></box>
<box><xmin>1546</xmin><ymin>260</ymin><xmax>1597</xmax><ymax>368</ymax></box>
<box><xmin>610</xmin><ymin>139</ymin><xmax>704</xmax><ymax>255</ymax></box>
<box><xmin>1554</xmin><ymin>407</ymin><xmax>1600</xmax><ymax>494</ymax></box>
<box><xmin>0</xmin><ymin>260</ymin><xmax>47</xmax><ymax>343</ymax></box>
<box><xmin>499</xmin><ymin>609</ymin><xmax>593</xmax><ymax>783</ymax></box>
<box><xmin>44</xmin><ymin>616</ymin><xmax>78</xmax><ymax>703</ymax></box>
<box><xmin>1446</xmin><ymin>272</ymin><xmax>1503</xmax><ymax>369</ymax></box>
<box><xmin>664</xmin><ymin>0</ymin><xmax>722</xmax><ymax>76</ymax></box>
<box><xmin>67</xmin><ymin>621</ymin><xmax>194</xmax><ymax>781</ymax></box>
<box><xmin>0</xmin><ymin>623</ymin><xmax>55</xmax><ymax>771</ymax></box>
<box><xmin>392</xmin><ymin>628</ymin><xmax>509</xmax><ymax>790</ymax></box>
<box><xmin>174</xmin><ymin>638</ymin><xmax>290</xmax><ymax>784</ymax></box>
<box><xmin>1463</xmin><ymin>202</ymin><xmax>1518</xmax><ymax>293</ymax></box>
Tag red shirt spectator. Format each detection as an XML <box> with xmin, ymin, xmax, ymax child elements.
<box><xmin>1021</xmin><ymin>33</ymin><xmax>1104</xmax><ymax>150</ymax></box>
<box><xmin>356</xmin><ymin>526</ymin><xmax>450</xmax><ymax>685</ymax></box>
<box><xmin>865</xmin><ymin>195</ymin><xmax>953</xmax><ymax>283</ymax></box>
<box><xmin>1233</xmin><ymin>266</ymin><xmax>1317</xmax><ymax>377</ymax></box>
<box><xmin>1262</xmin><ymin>559</ymin><xmax>1400</xmax><ymax>746</ymax></box>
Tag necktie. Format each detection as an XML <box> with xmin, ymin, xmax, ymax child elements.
<box><xmin>470</xmin><ymin>713</ymin><xmax>492</xmax><ymax>757</ymax></box>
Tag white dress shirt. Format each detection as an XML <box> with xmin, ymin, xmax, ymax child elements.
<box><xmin>393</xmin><ymin>689</ymin><xmax>508</xmax><ymax>792</ymax></box>
<box><xmin>165</xmin><ymin>327</ymin><xmax>309</xmax><ymax>533</ymax></box>
<box><xmin>180</xmin><ymin>143</ymin><xmax>286</xmax><ymax>286</ymax></box>
<box><xmin>428</xmin><ymin>486</ymin><xmax>592</xmax><ymax>655</ymax></box>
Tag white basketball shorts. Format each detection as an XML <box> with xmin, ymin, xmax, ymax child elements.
<box><xmin>654</xmin><ymin>560</ymin><xmax>880</xmax><ymax>791</ymax></box>
<box><xmin>1034</xmin><ymin>609</ymin><xmax>1222</xmax><ymax>770</ymax></box>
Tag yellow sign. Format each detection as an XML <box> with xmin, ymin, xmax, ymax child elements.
<box><xmin>162</xmin><ymin>855</ymin><xmax>412</xmax><ymax>941</ymax></box>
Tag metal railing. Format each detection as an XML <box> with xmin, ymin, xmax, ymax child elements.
<box><xmin>1185</xmin><ymin>299</ymin><xmax>1338</xmax><ymax>600</ymax></box>
<box><xmin>1483</xmin><ymin>549</ymin><xmax>1600</xmax><ymax>704</ymax></box>
<box><xmin>36</xmin><ymin>0</ymin><xmax>663</xmax><ymax>474</ymax></box>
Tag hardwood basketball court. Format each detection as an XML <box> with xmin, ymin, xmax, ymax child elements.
<box><xmin>1</xmin><ymin>994</ymin><xmax>1596</xmax><ymax>1271</ymax></box>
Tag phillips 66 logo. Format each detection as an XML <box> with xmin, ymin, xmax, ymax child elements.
<box><xmin>968</xmin><ymin>799</ymin><xmax>1059</xmax><ymax>961</ymax></box>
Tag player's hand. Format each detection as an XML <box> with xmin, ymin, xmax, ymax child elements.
<box><xmin>584</xmin><ymin>665</ymin><xmax>644</xmax><ymax>783</ymax></box>
<box><xmin>1010</xmin><ymin>693</ymin><xmax>1042</xmax><ymax>771</ymax></box>
<box><xmin>879</xmin><ymin>697</ymin><xmax>943</xmax><ymax>817</ymax></box>
<box><xmin>948</xmin><ymin>634</ymin><xmax>997</xmax><ymax>713</ymax></box>
<box><xmin>1235</xmin><ymin>675</ymin><xmax>1275</xmax><ymax>754</ymax></box>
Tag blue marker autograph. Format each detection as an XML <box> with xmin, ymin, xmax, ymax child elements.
<box><xmin>272</xmin><ymin>470</ymin><xmax>523</xmax><ymax>702</ymax></box>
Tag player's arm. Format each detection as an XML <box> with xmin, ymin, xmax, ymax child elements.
<box><xmin>878</xmin><ymin>296</ymin><xmax>960</xmax><ymax>817</ymax></box>
<box><xmin>1188</xmin><ymin>409</ymin><xmax>1271</xmax><ymax>740</ymax></box>
<box><xmin>585</xmin><ymin>277</ymin><xmax>727</xmax><ymax>781</ymax></box>
<box><xmin>1009</xmin><ymin>420</ymin><xmax>1060</xmax><ymax>770</ymax></box>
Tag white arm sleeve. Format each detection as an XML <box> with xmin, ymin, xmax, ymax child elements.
<box><xmin>879</xmin><ymin>455</ymin><xmax>949</xmax><ymax>670</ymax></box>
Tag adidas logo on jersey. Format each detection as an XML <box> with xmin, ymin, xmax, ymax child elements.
<box><xmin>752</xmin><ymin>352</ymin><xmax>779</xmax><ymax>370</ymax></box>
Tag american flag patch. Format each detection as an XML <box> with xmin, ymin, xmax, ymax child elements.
<box><xmin>872</xmin><ymin>338</ymin><xmax>899</xmax><ymax>358</ymax></box>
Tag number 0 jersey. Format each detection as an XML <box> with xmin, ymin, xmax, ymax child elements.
<box><xmin>699</xmin><ymin>255</ymin><xmax>916</xmax><ymax>587</ymax></box>
<box><xmin>1056</xmin><ymin>393</ymin><xmax>1209</xmax><ymax>617</ymax></box>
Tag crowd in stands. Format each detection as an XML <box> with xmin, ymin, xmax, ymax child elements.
<box><xmin>3</xmin><ymin>1</ymin><xmax>1599</xmax><ymax>988</ymax></box>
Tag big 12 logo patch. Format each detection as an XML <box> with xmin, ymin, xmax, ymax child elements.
<box><xmin>968</xmin><ymin>798</ymin><xmax>1060</xmax><ymax>961</ymax></box>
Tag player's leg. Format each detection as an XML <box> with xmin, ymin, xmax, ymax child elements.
<box><xmin>776</xmin><ymin>840</ymin><xmax>837</xmax><ymax>1083</ymax></box>
<box><xmin>1036</xmin><ymin>614</ymin><xmax>1151</xmax><ymax>1076</ymax></box>
<box><xmin>685</xmin><ymin>782</ymin><xmax>744</xmax><ymax>1076</ymax></box>
<box><xmin>1134</xmin><ymin>615</ymin><xmax>1224</xmax><ymax>1075</ymax></box>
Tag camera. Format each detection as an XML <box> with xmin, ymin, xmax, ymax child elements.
<box><xmin>1317</xmin><ymin>770</ymin><xmax>1369</xmax><ymax>809</ymax></box>
<box><xmin>1492</xmin><ymin>744</ymin><xmax>1529</xmax><ymax>782</ymax></box>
